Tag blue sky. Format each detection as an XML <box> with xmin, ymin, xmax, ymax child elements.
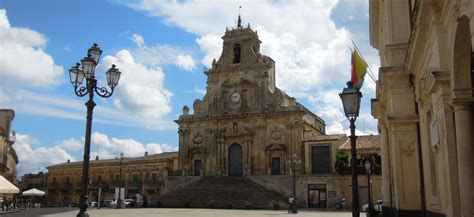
<box><xmin>0</xmin><ymin>0</ymin><xmax>380</xmax><ymax>177</ymax></box>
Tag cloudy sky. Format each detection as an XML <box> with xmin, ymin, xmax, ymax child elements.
<box><xmin>0</xmin><ymin>0</ymin><xmax>379</xmax><ymax>177</ymax></box>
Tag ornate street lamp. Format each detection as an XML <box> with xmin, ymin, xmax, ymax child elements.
<box><xmin>339</xmin><ymin>81</ymin><xmax>362</xmax><ymax>217</ymax></box>
<box><xmin>291</xmin><ymin>153</ymin><xmax>301</xmax><ymax>198</ymax></box>
<box><xmin>117</xmin><ymin>152</ymin><xmax>125</xmax><ymax>209</ymax></box>
<box><xmin>365</xmin><ymin>160</ymin><xmax>373</xmax><ymax>217</ymax></box>
<box><xmin>69</xmin><ymin>43</ymin><xmax>121</xmax><ymax>217</ymax></box>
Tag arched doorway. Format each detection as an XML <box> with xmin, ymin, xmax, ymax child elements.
<box><xmin>228</xmin><ymin>143</ymin><xmax>243</xmax><ymax>176</ymax></box>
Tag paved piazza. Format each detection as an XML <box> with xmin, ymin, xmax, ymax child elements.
<box><xmin>4</xmin><ymin>208</ymin><xmax>354</xmax><ymax>217</ymax></box>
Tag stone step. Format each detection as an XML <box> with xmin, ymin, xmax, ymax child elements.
<box><xmin>157</xmin><ymin>176</ymin><xmax>287</xmax><ymax>209</ymax></box>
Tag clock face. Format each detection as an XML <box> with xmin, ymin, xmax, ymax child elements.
<box><xmin>230</xmin><ymin>92</ymin><xmax>241</xmax><ymax>102</ymax></box>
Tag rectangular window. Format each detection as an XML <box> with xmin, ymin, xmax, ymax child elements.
<box><xmin>151</xmin><ymin>173</ymin><xmax>157</xmax><ymax>182</ymax></box>
<box><xmin>194</xmin><ymin>160</ymin><xmax>201</xmax><ymax>176</ymax></box>
<box><xmin>133</xmin><ymin>174</ymin><xmax>139</xmax><ymax>184</ymax></box>
<box><xmin>430</xmin><ymin>119</ymin><xmax>440</xmax><ymax>148</ymax></box>
<box><xmin>271</xmin><ymin>157</ymin><xmax>281</xmax><ymax>175</ymax></box>
<box><xmin>311</xmin><ymin>145</ymin><xmax>331</xmax><ymax>174</ymax></box>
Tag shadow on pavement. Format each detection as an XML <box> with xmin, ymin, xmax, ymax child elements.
<box><xmin>2</xmin><ymin>207</ymin><xmax>77</xmax><ymax>217</ymax></box>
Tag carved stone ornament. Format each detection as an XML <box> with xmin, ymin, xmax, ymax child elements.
<box><xmin>188</xmin><ymin>146</ymin><xmax>206</xmax><ymax>155</ymax></box>
<box><xmin>193</xmin><ymin>132</ymin><xmax>203</xmax><ymax>146</ymax></box>
<box><xmin>401</xmin><ymin>141</ymin><xmax>416</xmax><ymax>157</ymax></box>
<box><xmin>271</xmin><ymin>128</ymin><xmax>282</xmax><ymax>140</ymax></box>
<box><xmin>266</xmin><ymin>144</ymin><xmax>287</xmax><ymax>151</ymax></box>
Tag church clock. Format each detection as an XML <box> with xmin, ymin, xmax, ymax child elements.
<box><xmin>230</xmin><ymin>92</ymin><xmax>241</xmax><ymax>102</ymax></box>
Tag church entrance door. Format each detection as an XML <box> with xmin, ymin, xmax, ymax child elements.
<box><xmin>194</xmin><ymin>160</ymin><xmax>201</xmax><ymax>176</ymax></box>
<box><xmin>228</xmin><ymin>143</ymin><xmax>243</xmax><ymax>176</ymax></box>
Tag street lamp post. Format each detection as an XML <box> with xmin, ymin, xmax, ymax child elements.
<box><xmin>117</xmin><ymin>152</ymin><xmax>125</xmax><ymax>209</ymax></box>
<box><xmin>339</xmin><ymin>81</ymin><xmax>362</xmax><ymax>217</ymax></box>
<box><xmin>291</xmin><ymin>153</ymin><xmax>301</xmax><ymax>210</ymax></box>
<box><xmin>69</xmin><ymin>43</ymin><xmax>121</xmax><ymax>217</ymax></box>
<box><xmin>365</xmin><ymin>160</ymin><xmax>373</xmax><ymax>217</ymax></box>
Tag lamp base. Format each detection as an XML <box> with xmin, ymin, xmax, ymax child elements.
<box><xmin>76</xmin><ymin>212</ymin><xmax>90</xmax><ymax>217</ymax></box>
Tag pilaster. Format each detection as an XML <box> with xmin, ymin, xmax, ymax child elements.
<box><xmin>451</xmin><ymin>101</ymin><xmax>473</xmax><ymax>217</ymax></box>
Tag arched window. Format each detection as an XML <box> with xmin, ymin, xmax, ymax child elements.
<box><xmin>233</xmin><ymin>44</ymin><xmax>241</xmax><ymax>63</ymax></box>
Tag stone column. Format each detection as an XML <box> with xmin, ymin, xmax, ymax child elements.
<box><xmin>452</xmin><ymin>102</ymin><xmax>473</xmax><ymax>217</ymax></box>
<box><xmin>379</xmin><ymin>124</ymin><xmax>392</xmax><ymax>209</ymax></box>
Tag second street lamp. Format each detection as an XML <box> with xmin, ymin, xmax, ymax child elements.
<box><xmin>339</xmin><ymin>81</ymin><xmax>362</xmax><ymax>217</ymax></box>
<box><xmin>117</xmin><ymin>152</ymin><xmax>125</xmax><ymax>209</ymax></box>
<box><xmin>365</xmin><ymin>160</ymin><xmax>374</xmax><ymax>217</ymax></box>
<box><xmin>70</xmin><ymin>43</ymin><xmax>121</xmax><ymax>217</ymax></box>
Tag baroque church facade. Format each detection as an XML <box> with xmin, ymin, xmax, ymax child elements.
<box><xmin>176</xmin><ymin>22</ymin><xmax>326</xmax><ymax>178</ymax></box>
<box><xmin>37</xmin><ymin>20</ymin><xmax>382</xmax><ymax>210</ymax></box>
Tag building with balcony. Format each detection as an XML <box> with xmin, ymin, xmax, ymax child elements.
<box><xmin>45</xmin><ymin>152</ymin><xmax>178</xmax><ymax>207</ymax></box>
<box><xmin>0</xmin><ymin>109</ymin><xmax>19</xmax><ymax>182</ymax></box>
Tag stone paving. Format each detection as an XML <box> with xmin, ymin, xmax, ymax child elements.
<box><xmin>1</xmin><ymin>207</ymin><xmax>356</xmax><ymax>217</ymax></box>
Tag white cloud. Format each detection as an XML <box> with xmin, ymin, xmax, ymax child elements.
<box><xmin>91</xmin><ymin>131</ymin><xmax>176</xmax><ymax>159</ymax></box>
<box><xmin>194</xmin><ymin>86</ymin><xmax>206</xmax><ymax>95</ymax></box>
<box><xmin>131</xmin><ymin>34</ymin><xmax>145</xmax><ymax>48</ymax></box>
<box><xmin>59</xmin><ymin>138</ymin><xmax>83</xmax><ymax>151</ymax></box>
<box><xmin>15</xmin><ymin>133</ymin><xmax>75</xmax><ymax>176</ymax></box>
<box><xmin>99</xmin><ymin>50</ymin><xmax>175</xmax><ymax>129</ymax></box>
<box><xmin>175</xmin><ymin>54</ymin><xmax>196</xmax><ymax>71</ymax></box>
<box><xmin>129</xmin><ymin>33</ymin><xmax>197</xmax><ymax>71</ymax></box>
<box><xmin>306</xmin><ymin>88</ymin><xmax>377</xmax><ymax>135</ymax></box>
<box><xmin>195</xmin><ymin>34</ymin><xmax>222</xmax><ymax>68</ymax></box>
<box><xmin>0</xmin><ymin>9</ymin><xmax>63</xmax><ymax>88</ymax></box>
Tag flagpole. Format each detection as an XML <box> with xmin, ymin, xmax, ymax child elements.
<box><xmin>351</xmin><ymin>40</ymin><xmax>377</xmax><ymax>82</ymax></box>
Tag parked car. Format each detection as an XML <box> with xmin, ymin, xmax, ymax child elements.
<box><xmin>123</xmin><ymin>199</ymin><xmax>135</xmax><ymax>208</ymax></box>
<box><xmin>102</xmin><ymin>200</ymin><xmax>115</xmax><ymax>208</ymax></box>
<box><xmin>362</xmin><ymin>199</ymin><xmax>383</xmax><ymax>213</ymax></box>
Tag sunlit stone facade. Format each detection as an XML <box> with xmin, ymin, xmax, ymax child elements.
<box><xmin>370</xmin><ymin>0</ymin><xmax>474</xmax><ymax>216</ymax></box>
<box><xmin>45</xmin><ymin>152</ymin><xmax>178</xmax><ymax>206</ymax></box>
<box><xmin>0</xmin><ymin>109</ymin><xmax>18</xmax><ymax>182</ymax></box>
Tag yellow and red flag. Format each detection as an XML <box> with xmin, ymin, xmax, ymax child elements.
<box><xmin>351</xmin><ymin>48</ymin><xmax>368</xmax><ymax>90</ymax></box>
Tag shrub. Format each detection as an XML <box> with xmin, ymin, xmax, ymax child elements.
<box><xmin>335</xmin><ymin>151</ymin><xmax>350</xmax><ymax>175</ymax></box>
<box><xmin>208</xmin><ymin>199</ymin><xmax>216</xmax><ymax>208</ymax></box>
<box><xmin>226</xmin><ymin>202</ymin><xmax>233</xmax><ymax>209</ymax></box>
<box><xmin>244</xmin><ymin>200</ymin><xmax>253</xmax><ymax>210</ymax></box>
<box><xmin>272</xmin><ymin>200</ymin><xmax>280</xmax><ymax>210</ymax></box>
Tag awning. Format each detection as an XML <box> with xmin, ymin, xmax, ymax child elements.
<box><xmin>22</xmin><ymin>188</ymin><xmax>45</xmax><ymax>196</ymax></box>
<box><xmin>0</xmin><ymin>175</ymin><xmax>19</xmax><ymax>194</ymax></box>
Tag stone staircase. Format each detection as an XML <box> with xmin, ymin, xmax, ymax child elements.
<box><xmin>156</xmin><ymin>176</ymin><xmax>287</xmax><ymax>209</ymax></box>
